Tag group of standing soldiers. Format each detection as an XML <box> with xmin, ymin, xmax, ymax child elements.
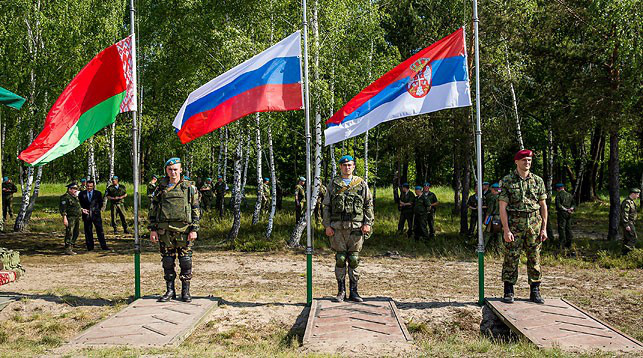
<box><xmin>397</xmin><ymin>182</ymin><xmax>439</xmax><ymax>240</ymax></box>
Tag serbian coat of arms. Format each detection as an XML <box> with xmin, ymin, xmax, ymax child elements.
<box><xmin>406</xmin><ymin>58</ymin><xmax>432</xmax><ymax>98</ymax></box>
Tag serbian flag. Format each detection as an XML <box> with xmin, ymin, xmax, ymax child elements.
<box><xmin>19</xmin><ymin>36</ymin><xmax>135</xmax><ymax>166</ymax></box>
<box><xmin>325</xmin><ymin>27</ymin><xmax>471</xmax><ymax>145</ymax></box>
<box><xmin>173</xmin><ymin>31</ymin><xmax>303</xmax><ymax>144</ymax></box>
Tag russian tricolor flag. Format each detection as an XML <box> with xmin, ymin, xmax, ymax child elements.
<box><xmin>325</xmin><ymin>27</ymin><xmax>471</xmax><ymax>145</ymax></box>
<box><xmin>174</xmin><ymin>31</ymin><xmax>303</xmax><ymax>144</ymax></box>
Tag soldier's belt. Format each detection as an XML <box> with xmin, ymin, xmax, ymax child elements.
<box><xmin>508</xmin><ymin>210</ymin><xmax>539</xmax><ymax>217</ymax></box>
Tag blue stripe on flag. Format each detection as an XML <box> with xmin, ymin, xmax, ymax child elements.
<box><xmin>331</xmin><ymin>55</ymin><xmax>468</xmax><ymax>127</ymax></box>
<box><xmin>181</xmin><ymin>56</ymin><xmax>301</xmax><ymax>126</ymax></box>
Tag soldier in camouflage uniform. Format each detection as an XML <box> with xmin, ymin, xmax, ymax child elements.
<box><xmin>323</xmin><ymin>155</ymin><xmax>374</xmax><ymax>302</ymax></box>
<box><xmin>261</xmin><ymin>178</ymin><xmax>271</xmax><ymax>213</ymax></box>
<box><xmin>412</xmin><ymin>185</ymin><xmax>431</xmax><ymax>241</ymax></box>
<box><xmin>484</xmin><ymin>183</ymin><xmax>502</xmax><ymax>252</ymax></box>
<box><xmin>147</xmin><ymin>175</ymin><xmax>158</xmax><ymax>210</ymax></box>
<box><xmin>294</xmin><ymin>177</ymin><xmax>306</xmax><ymax>223</ymax></box>
<box><xmin>149</xmin><ymin>158</ymin><xmax>200</xmax><ymax>302</ymax></box>
<box><xmin>554</xmin><ymin>183</ymin><xmax>575</xmax><ymax>251</ymax></box>
<box><xmin>60</xmin><ymin>183</ymin><xmax>81</xmax><ymax>255</ymax></box>
<box><xmin>199</xmin><ymin>178</ymin><xmax>215</xmax><ymax>212</ymax></box>
<box><xmin>397</xmin><ymin>183</ymin><xmax>415</xmax><ymax>237</ymax></box>
<box><xmin>499</xmin><ymin>149</ymin><xmax>548</xmax><ymax>304</ymax></box>
<box><xmin>621</xmin><ymin>188</ymin><xmax>640</xmax><ymax>255</ymax></box>
<box><xmin>314</xmin><ymin>183</ymin><xmax>327</xmax><ymax>223</ymax></box>
<box><xmin>106</xmin><ymin>176</ymin><xmax>129</xmax><ymax>234</ymax></box>
<box><xmin>214</xmin><ymin>175</ymin><xmax>226</xmax><ymax>217</ymax></box>
<box><xmin>2</xmin><ymin>177</ymin><xmax>18</xmax><ymax>221</ymax></box>
<box><xmin>422</xmin><ymin>182</ymin><xmax>439</xmax><ymax>238</ymax></box>
<box><xmin>467</xmin><ymin>186</ymin><xmax>481</xmax><ymax>236</ymax></box>
<box><xmin>79</xmin><ymin>178</ymin><xmax>87</xmax><ymax>192</ymax></box>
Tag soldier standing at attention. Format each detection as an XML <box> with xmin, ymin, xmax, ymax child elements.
<box><xmin>214</xmin><ymin>175</ymin><xmax>226</xmax><ymax>217</ymax></box>
<box><xmin>484</xmin><ymin>183</ymin><xmax>502</xmax><ymax>252</ymax></box>
<box><xmin>499</xmin><ymin>149</ymin><xmax>548</xmax><ymax>304</ymax></box>
<box><xmin>323</xmin><ymin>155</ymin><xmax>374</xmax><ymax>302</ymax></box>
<box><xmin>467</xmin><ymin>186</ymin><xmax>480</xmax><ymax>237</ymax></box>
<box><xmin>106</xmin><ymin>176</ymin><xmax>129</xmax><ymax>234</ymax></box>
<box><xmin>412</xmin><ymin>185</ymin><xmax>431</xmax><ymax>241</ymax></box>
<box><xmin>422</xmin><ymin>182</ymin><xmax>439</xmax><ymax>239</ymax></box>
<box><xmin>199</xmin><ymin>178</ymin><xmax>215</xmax><ymax>212</ymax></box>
<box><xmin>147</xmin><ymin>175</ymin><xmax>158</xmax><ymax>209</ymax></box>
<box><xmin>397</xmin><ymin>183</ymin><xmax>415</xmax><ymax>237</ymax></box>
<box><xmin>621</xmin><ymin>188</ymin><xmax>640</xmax><ymax>255</ymax></box>
<box><xmin>149</xmin><ymin>158</ymin><xmax>200</xmax><ymax>302</ymax></box>
<box><xmin>482</xmin><ymin>181</ymin><xmax>491</xmax><ymax>201</ymax></box>
<box><xmin>60</xmin><ymin>183</ymin><xmax>81</xmax><ymax>255</ymax></box>
<box><xmin>554</xmin><ymin>183</ymin><xmax>575</xmax><ymax>251</ymax></box>
<box><xmin>294</xmin><ymin>177</ymin><xmax>306</xmax><ymax>223</ymax></box>
<box><xmin>2</xmin><ymin>177</ymin><xmax>18</xmax><ymax>221</ymax></box>
<box><xmin>314</xmin><ymin>182</ymin><xmax>327</xmax><ymax>223</ymax></box>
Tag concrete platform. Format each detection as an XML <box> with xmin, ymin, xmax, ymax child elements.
<box><xmin>486</xmin><ymin>297</ymin><xmax>643</xmax><ymax>353</ymax></box>
<box><xmin>68</xmin><ymin>296</ymin><xmax>217</xmax><ymax>348</ymax></box>
<box><xmin>303</xmin><ymin>298</ymin><xmax>412</xmax><ymax>347</ymax></box>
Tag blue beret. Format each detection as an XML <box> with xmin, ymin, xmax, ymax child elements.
<box><xmin>206</xmin><ymin>177</ymin><xmax>212</xmax><ymax>181</ymax></box>
<box><xmin>112</xmin><ymin>175</ymin><xmax>119</xmax><ymax>180</ymax></box>
<box><xmin>152</xmin><ymin>174</ymin><xmax>158</xmax><ymax>179</ymax></box>
<box><xmin>491</xmin><ymin>183</ymin><xmax>500</xmax><ymax>188</ymax></box>
<box><xmin>339</xmin><ymin>155</ymin><xmax>354</xmax><ymax>164</ymax></box>
<box><xmin>414</xmin><ymin>185</ymin><xmax>422</xmax><ymax>190</ymax></box>
<box><xmin>165</xmin><ymin>157</ymin><xmax>181</xmax><ymax>167</ymax></box>
<box><xmin>402</xmin><ymin>183</ymin><xmax>410</xmax><ymax>188</ymax></box>
<box><xmin>483</xmin><ymin>181</ymin><xmax>490</xmax><ymax>185</ymax></box>
<box><xmin>555</xmin><ymin>183</ymin><xmax>564</xmax><ymax>188</ymax></box>
<box><xmin>299</xmin><ymin>176</ymin><xmax>306</xmax><ymax>181</ymax></box>
<box><xmin>217</xmin><ymin>175</ymin><xmax>222</xmax><ymax>179</ymax></box>
<box><xmin>80</xmin><ymin>178</ymin><xmax>87</xmax><ymax>182</ymax></box>
<box><xmin>2</xmin><ymin>177</ymin><xmax>7</xmax><ymax>182</ymax></box>
<box><xmin>264</xmin><ymin>177</ymin><xmax>270</xmax><ymax>182</ymax></box>
<box><xmin>184</xmin><ymin>175</ymin><xmax>191</xmax><ymax>180</ymax></box>
<box><xmin>423</xmin><ymin>182</ymin><xmax>431</xmax><ymax>187</ymax></box>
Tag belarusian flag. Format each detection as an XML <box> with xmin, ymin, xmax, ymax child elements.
<box><xmin>0</xmin><ymin>86</ymin><xmax>26</xmax><ymax>110</ymax></box>
<box><xmin>19</xmin><ymin>36</ymin><xmax>136</xmax><ymax>166</ymax></box>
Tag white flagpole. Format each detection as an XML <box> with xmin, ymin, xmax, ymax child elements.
<box><xmin>129</xmin><ymin>0</ymin><xmax>141</xmax><ymax>299</ymax></box>
<box><xmin>473</xmin><ymin>0</ymin><xmax>485</xmax><ymax>305</ymax></box>
<box><xmin>302</xmin><ymin>0</ymin><xmax>313</xmax><ymax>305</ymax></box>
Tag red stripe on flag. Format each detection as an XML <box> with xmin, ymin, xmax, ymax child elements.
<box><xmin>177</xmin><ymin>83</ymin><xmax>302</xmax><ymax>144</ymax></box>
<box><xmin>18</xmin><ymin>43</ymin><xmax>126</xmax><ymax>164</ymax></box>
<box><xmin>327</xmin><ymin>27</ymin><xmax>465</xmax><ymax>126</ymax></box>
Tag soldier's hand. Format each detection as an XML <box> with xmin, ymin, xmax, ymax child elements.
<box><xmin>63</xmin><ymin>216</ymin><xmax>68</xmax><ymax>227</ymax></box>
<box><xmin>540</xmin><ymin>229</ymin><xmax>548</xmax><ymax>242</ymax></box>
<box><xmin>150</xmin><ymin>231</ymin><xmax>159</xmax><ymax>243</ymax></box>
<box><xmin>325</xmin><ymin>226</ymin><xmax>334</xmax><ymax>237</ymax></box>
<box><xmin>188</xmin><ymin>231</ymin><xmax>197</xmax><ymax>241</ymax></box>
<box><xmin>361</xmin><ymin>224</ymin><xmax>371</xmax><ymax>234</ymax></box>
<box><xmin>504</xmin><ymin>230</ymin><xmax>514</xmax><ymax>243</ymax></box>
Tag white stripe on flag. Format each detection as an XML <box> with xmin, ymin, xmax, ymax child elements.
<box><xmin>324</xmin><ymin>81</ymin><xmax>471</xmax><ymax>145</ymax></box>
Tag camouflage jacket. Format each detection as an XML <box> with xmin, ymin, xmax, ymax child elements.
<box><xmin>106</xmin><ymin>184</ymin><xmax>127</xmax><ymax>204</ymax></box>
<box><xmin>467</xmin><ymin>194</ymin><xmax>479</xmax><ymax>210</ymax></box>
<box><xmin>485</xmin><ymin>193</ymin><xmax>500</xmax><ymax>217</ymax></box>
<box><xmin>620</xmin><ymin>197</ymin><xmax>637</xmax><ymax>227</ymax></box>
<box><xmin>412</xmin><ymin>194</ymin><xmax>432</xmax><ymax>216</ymax></box>
<box><xmin>555</xmin><ymin>190</ymin><xmax>574</xmax><ymax>213</ymax></box>
<box><xmin>295</xmin><ymin>184</ymin><xmax>306</xmax><ymax>207</ymax></box>
<box><xmin>2</xmin><ymin>182</ymin><xmax>17</xmax><ymax>198</ymax></box>
<box><xmin>262</xmin><ymin>183</ymin><xmax>271</xmax><ymax>200</ymax></box>
<box><xmin>214</xmin><ymin>181</ymin><xmax>226</xmax><ymax>196</ymax></box>
<box><xmin>147</xmin><ymin>182</ymin><xmax>157</xmax><ymax>198</ymax></box>
<box><xmin>399</xmin><ymin>190</ymin><xmax>415</xmax><ymax>213</ymax></box>
<box><xmin>59</xmin><ymin>192</ymin><xmax>81</xmax><ymax>217</ymax></box>
<box><xmin>422</xmin><ymin>191</ymin><xmax>438</xmax><ymax>213</ymax></box>
<box><xmin>498</xmin><ymin>170</ymin><xmax>547</xmax><ymax>213</ymax></box>
<box><xmin>148</xmin><ymin>177</ymin><xmax>200</xmax><ymax>232</ymax></box>
<box><xmin>322</xmin><ymin>176</ymin><xmax>374</xmax><ymax>229</ymax></box>
<box><xmin>200</xmin><ymin>183</ymin><xmax>215</xmax><ymax>198</ymax></box>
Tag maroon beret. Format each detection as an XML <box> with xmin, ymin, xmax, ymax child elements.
<box><xmin>514</xmin><ymin>149</ymin><xmax>533</xmax><ymax>161</ymax></box>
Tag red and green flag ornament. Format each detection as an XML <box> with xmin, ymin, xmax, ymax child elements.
<box><xmin>19</xmin><ymin>35</ymin><xmax>136</xmax><ymax>166</ymax></box>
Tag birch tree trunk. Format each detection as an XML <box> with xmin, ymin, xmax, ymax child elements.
<box><xmin>15</xmin><ymin>133</ymin><xmax>34</xmax><ymax>232</ymax></box>
<box><xmin>21</xmin><ymin>166</ymin><xmax>42</xmax><ymax>226</ymax></box>
<box><xmin>227</xmin><ymin>137</ymin><xmax>243</xmax><ymax>242</ymax></box>
<box><xmin>240</xmin><ymin>134</ymin><xmax>250</xmax><ymax>209</ymax></box>
<box><xmin>252</xmin><ymin>113</ymin><xmax>263</xmax><ymax>224</ymax></box>
<box><xmin>266</xmin><ymin>124</ymin><xmax>277</xmax><ymax>238</ymax></box>
<box><xmin>505</xmin><ymin>43</ymin><xmax>524</xmax><ymax>150</ymax></box>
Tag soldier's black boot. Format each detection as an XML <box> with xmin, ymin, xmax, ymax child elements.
<box><xmin>181</xmin><ymin>280</ymin><xmax>192</xmax><ymax>303</ymax></box>
<box><xmin>159</xmin><ymin>256</ymin><xmax>176</xmax><ymax>302</ymax></box>
<box><xmin>502</xmin><ymin>281</ymin><xmax>514</xmax><ymax>303</ymax></box>
<box><xmin>335</xmin><ymin>279</ymin><xmax>346</xmax><ymax>302</ymax></box>
<box><xmin>348</xmin><ymin>280</ymin><xmax>363</xmax><ymax>302</ymax></box>
<box><xmin>529</xmin><ymin>282</ymin><xmax>545</xmax><ymax>304</ymax></box>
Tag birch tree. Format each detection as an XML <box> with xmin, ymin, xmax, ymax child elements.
<box><xmin>252</xmin><ymin>113</ymin><xmax>263</xmax><ymax>224</ymax></box>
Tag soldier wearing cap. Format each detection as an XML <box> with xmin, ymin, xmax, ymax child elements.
<box><xmin>2</xmin><ymin>177</ymin><xmax>17</xmax><ymax>221</ymax></box>
<box><xmin>214</xmin><ymin>175</ymin><xmax>226</xmax><ymax>217</ymax></box>
<box><xmin>149</xmin><ymin>157</ymin><xmax>200</xmax><ymax>302</ymax></box>
<box><xmin>554</xmin><ymin>183</ymin><xmax>575</xmax><ymax>251</ymax></box>
<box><xmin>499</xmin><ymin>149</ymin><xmax>548</xmax><ymax>304</ymax></box>
<box><xmin>398</xmin><ymin>183</ymin><xmax>415</xmax><ymax>237</ymax></box>
<box><xmin>106</xmin><ymin>175</ymin><xmax>129</xmax><ymax>234</ymax></box>
<box><xmin>422</xmin><ymin>182</ymin><xmax>439</xmax><ymax>239</ymax></box>
<box><xmin>199</xmin><ymin>178</ymin><xmax>215</xmax><ymax>212</ymax></box>
<box><xmin>484</xmin><ymin>183</ymin><xmax>502</xmax><ymax>252</ymax></box>
<box><xmin>60</xmin><ymin>182</ymin><xmax>81</xmax><ymax>255</ymax></box>
<box><xmin>294</xmin><ymin>177</ymin><xmax>306</xmax><ymax>223</ymax></box>
<box><xmin>261</xmin><ymin>178</ymin><xmax>271</xmax><ymax>213</ymax></box>
<box><xmin>412</xmin><ymin>185</ymin><xmax>431</xmax><ymax>240</ymax></box>
<box><xmin>323</xmin><ymin>155</ymin><xmax>374</xmax><ymax>302</ymax></box>
<box><xmin>621</xmin><ymin>188</ymin><xmax>640</xmax><ymax>255</ymax></box>
<box><xmin>79</xmin><ymin>178</ymin><xmax>87</xmax><ymax>191</ymax></box>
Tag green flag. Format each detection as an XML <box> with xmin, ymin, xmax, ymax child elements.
<box><xmin>0</xmin><ymin>86</ymin><xmax>26</xmax><ymax>110</ymax></box>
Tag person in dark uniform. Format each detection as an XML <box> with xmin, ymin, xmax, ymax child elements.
<box><xmin>79</xmin><ymin>180</ymin><xmax>109</xmax><ymax>251</ymax></box>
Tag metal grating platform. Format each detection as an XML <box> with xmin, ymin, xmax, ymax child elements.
<box><xmin>303</xmin><ymin>298</ymin><xmax>412</xmax><ymax>346</ymax></box>
<box><xmin>68</xmin><ymin>296</ymin><xmax>217</xmax><ymax>347</ymax></box>
<box><xmin>486</xmin><ymin>297</ymin><xmax>643</xmax><ymax>353</ymax></box>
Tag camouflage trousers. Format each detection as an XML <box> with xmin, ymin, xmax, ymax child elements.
<box><xmin>557</xmin><ymin>212</ymin><xmax>573</xmax><ymax>249</ymax></box>
<box><xmin>110</xmin><ymin>203</ymin><xmax>128</xmax><ymax>230</ymax></box>
<box><xmin>64</xmin><ymin>216</ymin><xmax>80</xmax><ymax>247</ymax></box>
<box><xmin>502</xmin><ymin>211</ymin><xmax>543</xmax><ymax>285</ymax></box>
<box><xmin>158</xmin><ymin>229</ymin><xmax>193</xmax><ymax>281</ymax></box>
<box><xmin>330</xmin><ymin>227</ymin><xmax>364</xmax><ymax>283</ymax></box>
<box><xmin>622</xmin><ymin>224</ymin><xmax>638</xmax><ymax>254</ymax></box>
<box><xmin>413</xmin><ymin>213</ymin><xmax>429</xmax><ymax>240</ymax></box>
